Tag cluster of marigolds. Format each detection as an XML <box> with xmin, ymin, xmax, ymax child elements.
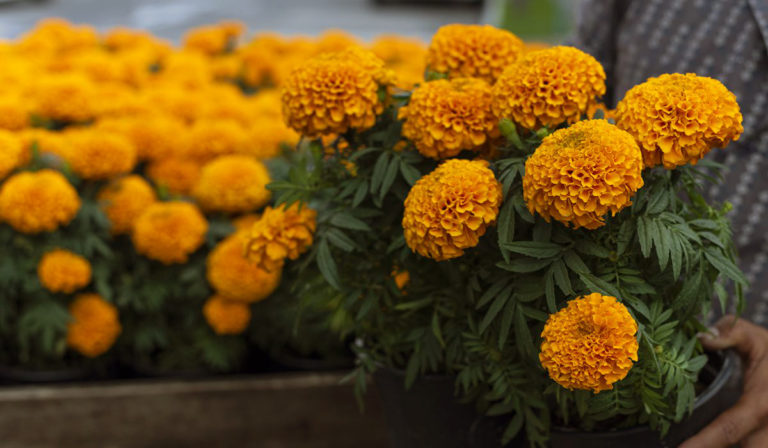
<box><xmin>0</xmin><ymin>19</ymin><xmax>426</xmax><ymax>359</ymax></box>
<box><xmin>271</xmin><ymin>24</ymin><xmax>743</xmax><ymax>393</ymax></box>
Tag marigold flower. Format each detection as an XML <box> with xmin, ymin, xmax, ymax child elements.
<box><xmin>232</xmin><ymin>214</ymin><xmax>260</xmax><ymax>232</ymax></box>
<box><xmin>207</xmin><ymin>231</ymin><xmax>281</xmax><ymax>303</ymax></box>
<box><xmin>183</xmin><ymin>21</ymin><xmax>243</xmax><ymax>55</ymax></box>
<box><xmin>371</xmin><ymin>35</ymin><xmax>427</xmax><ymax>90</ymax></box>
<box><xmin>19</xmin><ymin>129</ymin><xmax>69</xmax><ymax>159</ymax></box>
<box><xmin>132</xmin><ymin>201</ymin><xmax>208</xmax><ymax>264</ymax></box>
<box><xmin>67</xmin><ymin>293</ymin><xmax>121</xmax><ymax>358</ymax></box>
<box><xmin>244</xmin><ymin>117</ymin><xmax>300</xmax><ymax>159</ymax></box>
<box><xmin>0</xmin><ymin>130</ymin><xmax>27</xmax><ymax>180</ymax></box>
<box><xmin>98</xmin><ymin>175</ymin><xmax>157</xmax><ymax>234</ymax></box>
<box><xmin>492</xmin><ymin>46</ymin><xmax>606</xmax><ymax>130</ymax></box>
<box><xmin>282</xmin><ymin>48</ymin><xmax>391</xmax><ymax>137</ymax></box>
<box><xmin>523</xmin><ymin>120</ymin><xmax>643</xmax><ymax>230</ymax></box>
<box><xmin>540</xmin><ymin>293</ymin><xmax>639</xmax><ymax>393</ymax></box>
<box><xmin>426</xmin><ymin>24</ymin><xmax>523</xmax><ymax>83</ymax></box>
<box><xmin>244</xmin><ymin>203</ymin><xmax>317</xmax><ymax>272</ymax></box>
<box><xmin>37</xmin><ymin>249</ymin><xmax>92</xmax><ymax>294</ymax></box>
<box><xmin>0</xmin><ymin>169</ymin><xmax>81</xmax><ymax>234</ymax></box>
<box><xmin>185</xmin><ymin>119</ymin><xmax>248</xmax><ymax>162</ymax></box>
<box><xmin>31</xmin><ymin>74</ymin><xmax>97</xmax><ymax>123</ymax></box>
<box><xmin>146</xmin><ymin>158</ymin><xmax>202</xmax><ymax>195</ymax></box>
<box><xmin>63</xmin><ymin>130</ymin><xmax>137</xmax><ymax>180</ymax></box>
<box><xmin>95</xmin><ymin>114</ymin><xmax>187</xmax><ymax>161</ymax></box>
<box><xmin>399</xmin><ymin>78</ymin><xmax>498</xmax><ymax>159</ymax></box>
<box><xmin>193</xmin><ymin>155</ymin><xmax>271</xmax><ymax>213</ymax></box>
<box><xmin>0</xmin><ymin>95</ymin><xmax>31</xmax><ymax>131</ymax></box>
<box><xmin>403</xmin><ymin>159</ymin><xmax>502</xmax><ymax>261</ymax></box>
<box><xmin>615</xmin><ymin>73</ymin><xmax>743</xmax><ymax>169</ymax></box>
<box><xmin>203</xmin><ymin>295</ymin><xmax>251</xmax><ymax>335</ymax></box>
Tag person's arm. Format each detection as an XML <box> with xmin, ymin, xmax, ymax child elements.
<box><xmin>680</xmin><ymin>316</ymin><xmax>768</xmax><ymax>448</ymax></box>
<box><xmin>570</xmin><ymin>0</ymin><xmax>629</xmax><ymax>106</ymax></box>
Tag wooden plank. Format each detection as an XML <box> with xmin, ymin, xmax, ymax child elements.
<box><xmin>0</xmin><ymin>372</ymin><xmax>390</xmax><ymax>448</ymax></box>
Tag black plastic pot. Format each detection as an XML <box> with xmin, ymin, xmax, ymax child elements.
<box><xmin>374</xmin><ymin>351</ymin><xmax>739</xmax><ymax>448</ymax></box>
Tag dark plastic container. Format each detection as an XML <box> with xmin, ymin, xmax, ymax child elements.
<box><xmin>374</xmin><ymin>351</ymin><xmax>739</xmax><ymax>448</ymax></box>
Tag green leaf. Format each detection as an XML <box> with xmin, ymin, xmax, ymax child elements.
<box><xmin>431</xmin><ymin>313</ymin><xmax>445</xmax><ymax>347</ymax></box>
<box><xmin>330</xmin><ymin>213</ymin><xmax>371</xmax><ymax>232</ymax></box>
<box><xmin>479</xmin><ymin>293</ymin><xmax>510</xmax><ymax>334</ymax></box>
<box><xmin>476</xmin><ymin>280</ymin><xmax>510</xmax><ymax>309</ymax></box>
<box><xmin>501</xmin><ymin>413</ymin><xmax>524</xmax><ymax>444</ymax></box>
<box><xmin>498</xmin><ymin>299</ymin><xmax>515</xmax><ymax>349</ymax></box>
<box><xmin>394</xmin><ymin>297</ymin><xmax>434</xmax><ymax>311</ymax></box>
<box><xmin>637</xmin><ymin>216</ymin><xmax>652</xmax><ymax>258</ymax></box>
<box><xmin>551</xmin><ymin>259</ymin><xmax>574</xmax><ymax>296</ymax></box>
<box><xmin>499</xmin><ymin>118</ymin><xmax>523</xmax><ymax>148</ymax></box>
<box><xmin>316</xmin><ymin>239</ymin><xmax>341</xmax><ymax>290</ymax></box>
<box><xmin>326</xmin><ymin>228</ymin><xmax>357</xmax><ymax>252</ymax></box>
<box><xmin>544</xmin><ymin>269</ymin><xmax>556</xmax><ymax>313</ymax></box>
<box><xmin>379</xmin><ymin>156</ymin><xmax>400</xmax><ymax>200</ymax></box>
<box><xmin>617</xmin><ymin>219</ymin><xmax>634</xmax><ymax>256</ymax></box>
<box><xmin>370</xmin><ymin>152</ymin><xmax>391</xmax><ymax>194</ymax></box>
<box><xmin>497</xmin><ymin>258</ymin><xmax>554</xmax><ymax>273</ymax></box>
<box><xmin>578</xmin><ymin>273</ymin><xmax>621</xmax><ymax>298</ymax></box>
<box><xmin>575</xmin><ymin>240</ymin><xmax>611</xmax><ymax>258</ymax></box>
<box><xmin>503</xmin><ymin>241</ymin><xmax>562</xmax><ymax>258</ymax></box>
<box><xmin>563</xmin><ymin>250</ymin><xmax>589</xmax><ymax>274</ymax></box>
<box><xmin>352</xmin><ymin>179</ymin><xmax>369</xmax><ymax>207</ymax></box>
<box><xmin>514</xmin><ymin>306</ymin><xmax>535</xmax><ymax>361</ymax></box>
<box><xmin>497</xmin><ymin>200</ymin><xmax>516</xmax><ymax>247</ymax></box>
<box><xmin>704</xmin><ymin>248</ymin><xmax>748</xmax><ymax>285</ymax></box>
<box><xmin>399</xmin><ymin>160</ymin><xmax>421</xmax><ymax>185</ymax></box>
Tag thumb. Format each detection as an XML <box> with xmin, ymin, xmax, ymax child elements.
<box><xmin>698</xmin><ymin>315</ymin><xmax>754</xmax><ymax>356</ymax></box>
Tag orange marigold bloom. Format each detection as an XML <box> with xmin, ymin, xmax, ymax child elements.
<box><xmin>0</xmin><ymin>169</ymin><xmax>81</xmax><ymax>234</ymax></box>
<box><xmin>540</xmin><ymin>293</ymin><xmax>639</xmax><ymax>393</ymax></box>
<box><xmin>132</xmin><ymin>201</ymin><xmax>208</xmax><ymax>264</ymax></box>
<box><xmin>67</xmin><ymin>293</ymin><xmax>121</xmax><ymax>358</ymax></box>
<box><xmin>98</xmin><ymin>175</ymin><xmax>157</xmax><ymax>234</ymax></box>
<box><xmin>19</xmin><ymin>129</ymin><xmax>70</xmax><ymax>159</ymax></box>
<box><xmin>399</xmin><ymin>78</ymin><xmax>498</xmax><ymax>159</ymax></box>
<box><xmin>63</xmin><ymin>130</ymin><xmax>137</xmax><ymax>180</ymax></box>
<box><xmin>371</xmin><ymin>35</ymin><xmax>427</xmax><ymax>90</ymax></box>
<box><xmin>244</xmin><ymin>117</ymin><xmax>300</xmax><ymax>160</ymax></box>
<box><xmin>185</xmin><ymin>119</ymin><xmax>248</xmax><ymax>162</ymax></box>
<box><xmin>95</xmin><ymin>114</ymin><xmax>187</xmax><ymax>161</ymax></box>
<box><xmin>0</xmin><ymin>130</ymin><xmax>27</xmax><ymax>180</ymax></box>
<box><xmin>146</xmin><ymin>158</ymin><xmax>202</xmax><ymax>195</ymax></box>
<box><xmin>183</xmin><ymin>21</ymin><xmax>243</xmax><ymax>55</ymax></box>
<box><xmin>203</xmin><ymin>295</ymin><xmax>251</xmax><ymax>335</ymax></box>
<box><xmin>282</xmin><ymin>48</ymin><xmax>391</xmax><ymax>138</ymax></box>
<box><xmin>426</xmin><ymin>24</ymin><xmax>523</xmax><ymax>83</ymax></box>
<box><xmin>492</xmin><ymin>46</ymin><xmax>606</xmax><ymax>130</ymax></box>
<box><xmin>32</xmin><ymin>74</ymin><xmax>97</xmax><ymax>123</ymax></box>
<box><xmin>207</xmin><ymin>231</ymin><xmax>282</xmax><ymax>303</ymax></box>
<box><xmin>0</xmin><ymin>95</ymin><xmax>31</xmax><ymax>131</ymax></box>
<box><xmin>403</xmin><ymin>159</ymin><xmax>502</xmax><ymax>261</ymax></box>
<box><xmin>232</xmin><ymin>214</ymin><xmax>260</xmax><ymax>232</ymax></box>
<box><xmin>523</xmin><ymin>120</ymin><xmax>643</xmax><ymax>230</ymax></box>
<box><xmin>615</xmin><ymin>73</ymin><xmax>743</xmax><ymax>169</ymax></box>
<box><xmin>37</xmin><ymin>249</ymin><xmax>92</xmax><ymax>294</ymax></box>
<box><xmin>244</xmin><ymin>203</ymin><xmax>317</xmax><ymax>272</ymax></box>
<box><xmin>193</xmin><ymin>155</ymin><xmax>271</xmax><ymax>213</ymax></box>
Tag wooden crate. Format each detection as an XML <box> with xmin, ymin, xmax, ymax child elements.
<box><xmin>0</xmin><ymin>372</ymin><xmax>389</xmax><ymax>448</ymax></box>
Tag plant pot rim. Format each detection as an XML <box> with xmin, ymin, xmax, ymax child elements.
<box><xmin>550</xmin><ymin>349</ymin><xmax>737</xmax><ymax>436</ymax></box>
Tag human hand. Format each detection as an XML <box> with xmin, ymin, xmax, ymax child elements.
<box><xmin>680</xmin><ymin>315</ymin><xmax>768</xmax><ymax>448</ymax></box>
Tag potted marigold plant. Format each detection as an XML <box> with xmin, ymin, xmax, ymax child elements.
<box><xmin>250</xmin><ymin>23</ymin><xmax>747</xmax><ymax>447</ymax></box>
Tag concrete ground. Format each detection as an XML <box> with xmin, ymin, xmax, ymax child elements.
<box><xmin>0</xmin><ymin>0</ymin><xmax>482</xmax><ymax>43</ymax></box>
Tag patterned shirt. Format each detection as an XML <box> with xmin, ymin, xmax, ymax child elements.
<box><xmin>574</xmin><ymin>0</ymin><xmax>768</xmax><ymax>324</ymax></box>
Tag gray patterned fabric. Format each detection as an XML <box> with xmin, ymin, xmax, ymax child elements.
<box><xmin>573</xmin><ymin>0</ymin><xmax>768</xmax><ymax>324</ymax></box>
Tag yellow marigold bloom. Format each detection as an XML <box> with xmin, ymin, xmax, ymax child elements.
<box><xmin>193</xmin><ymin>155</ymin><xmax>271</xmax><ymax>213</ymax></box>
<box><xmin>207</xmin><ymin>231</ymin><xmax>281</xmax><ymax>303</ymax></box>
<box><xmin>314</xmin><ymin>30</ymin><xmax>362</xmax><ymax>54</ymax></box>
<box><xmin>232</xmin><ymin>214</ymin><xmax>260</xmax><ymax>232</ymax></box>
<box><xmin>203</xmin><ymin>295</ymin><xmax>251</xmax><ymax>335</ymax></box>
<box><xmin>371</xmin><ymin>35</ymin><xmax>427</xmax><ymax>90</ymax></box>
<box><xmin>0</xmin><ymin>130</ymin><xmax>27</xmax><ymax>180</ymax></box>
<box><xmin>132</xmin><ymin>201</ymin><xmax>208</xmax><ymax>264</ymax></box>
<box><xmin>66</xmin><ymin>293</ymin><xmax>121</xmax><ymax>358</ymax></box>
<box><xmin>492</xmin><ymin>46</ymin><xmax>606</xmax><ymax>130</ymax></box>
<box><xmin>523</xmin><ymin>120</ymin><xmax>643</xmax><ymax>230</ymax></box>
<box><xmin>146</xmin><ymin>158</ymin><xmax>202</xmax><ymax>195</ymax></box>
<box><xmin>142</xmin><ymin>85</ymin><xmax>206</xmax><ymax>123</ymax></box>
<box><xmin>282</xmin><ymin>48</ymin><xmax>390</xmax><ymax>138</ymax></box>
<box><xmin>185</xmin><ymin>119</ymin><xmax>248</xmax><ymax>162</ymax></box>
<box><xmin>95</xmin><ymin>114</ymin><xmax>187</xmax><ymax>161</ymax></box>
<box><xmin>615</xmin><ymin>73</ymin><xmax>743</xmax><ymax>169</ymax></box>
<box><xmin>399</xmin><ymin>78</ymin><xmax>498</xmax><ymax>159</ymax></box>
<box><xmin>98</xmin><ymin>175</ymin><xmax>157</xmax><ymax>235</ymax></box>
<box><xmin>426</xmin><ymin>24</ymin><xmax>523</xmax><ymax>83</ymax></box>
<box><xmin>183</xmin><ymin>21</ymin><xmax>244</xmax><ymax>55</ymax></box>
<box><xmin>244</xmin><ymin>116</ymin><xmax>300</xmax><ymax>159</ymax></box>
<box><xmin>540</xmin><ymin>293</ymin><xmax>639</xmax><ymax>393</ymax></box>
<box><xmin>18</xmin><ymin>129</ymin><xmax>69</xmax><ymax>158</ymax></box>
<box><xmin>403</xmin><ymin>159</ymin><xmax>502</xmax><ymax>261</ymax></box>
<box><xmin>20</xmin><ymin>18</ymin><xmax>99</xmax><ymax>54</ymax></box>
<box><xmin>32</xmin><ymin>74</ymin><xmax>97</xmax><ymax>122</ymax></box>
<box><xmin>0</xmin><ymin>169</ymin><xmax>80</xmax><ymax>234</ymax></box>
<box><xmin>0</xmin><ymin>95</ymin><xmax>31</xmax><ymax>130</ymax></box>
<box><xmin>244</xmin><ymin>203</ymin><xmax>317</xmax><ymax>272</ymax></box>
<box><xmin>37</xmin><ymin>249</ymin><xmax>92</xmax><ymax>294</ymax></box>
<box><xmin>63</xmin><ymin>130</ymin><xmax>137</xmax><ymax>180</ymax></box>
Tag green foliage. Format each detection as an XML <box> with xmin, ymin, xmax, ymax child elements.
<box><xmin>273</xmin><ymin>99</ymin><xmax>745</xmax><ymax>445</ymax></box>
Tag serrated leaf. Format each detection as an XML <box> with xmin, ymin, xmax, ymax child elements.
<box><xmin>551</xmin><ymin>259</ymin><xmax>573</xmax><ymax>296</ymax></box>
<box><xmin>330</xmin><ymin>213</ymin><xmax>371</xmax><ymax>232</ymax></box>
<box><xmin>638</xmin><ymin>216</ymin><xmax>651</xmax><ymax>258</ymax></box>
<box><xmin>369</xmin><ymin>152</ymin><xmax>391</xmax><ymax>194</ymax></box>
<box><xmin>379</xmin><ymin>156</ymin><xmax>400</xmax><ymax>200</ymax></box>
<box><xmin>399</xmin><ymin>160</ymin><xmax>421</xmax><ymax>185</ymax></box>
<box><xmin>326</xmin><ymin>228</ymin><xmax>357</xmax><ymax>252</ymax></box>
<box><xmin>503</xmin><ymin>241</ymin><xmax>562</xmax><ymax>258</ymax></box>
<box><xmin>563</xmin><ymin>250</ymin><xmax>589</xmax><ymax>274</ymax></box>
<box><xmin>704</xmin><ymin>248</ymin><xmax>748</xmax><ymax>285</ymax></box>
<box><xmin>578</xmin><ymin>273</ymin><xmax>621</xmax><ymax>298</ymax></box>
<box><xmin>480</xmin><ymin>294</ymin><xmax>510</xmax><ymax>334</ymax></box>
